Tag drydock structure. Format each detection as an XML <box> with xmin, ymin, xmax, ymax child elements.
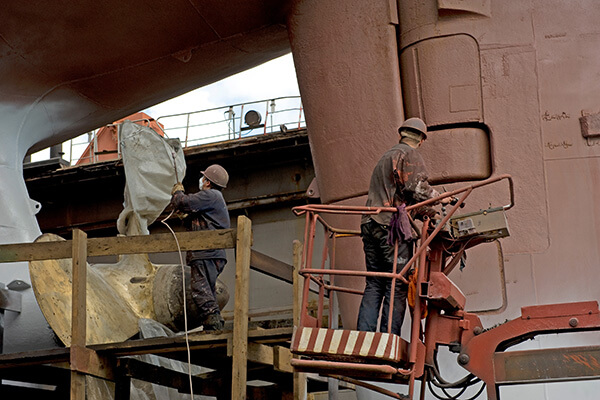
<box><xmin>3</xmin><ymin>127</ymin><xmax>315</xmax><ymax>399</ymax></box>
<box><xmin>1</xmin><ymin>1</ymin><xmax>600</xmax><ymax>399</ymax></box>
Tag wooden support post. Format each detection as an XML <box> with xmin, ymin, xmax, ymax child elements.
<box><xmin>70</xmin><ymin>229</ymin><xmax>87</xmax><ymax>400</ymax></box>
<box><xmin>232</xmin><ymin>216</ymin><xmax>252</xmax><ymax>399</ymax></box>
<box><xmin>292</xmin><ymin>240</ymin><xmax>307</xmax><ymax>400</ymax></box>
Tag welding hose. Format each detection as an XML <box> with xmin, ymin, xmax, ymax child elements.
<box><xmin>160</xmin><ymin>209</ymin><xmax>194</xmax><ymax>399</ymax></box>
<box><xmin>427</xmin><ymin>378</ymin><xmax>485</xmax><ymax>400</ymax></box>
<box><xmin>161</xmin><ymin>146</ymin><xmax>194</xmax><ymax>399</ymax></box>
<box><xmin>426</xmin><ymin>361</ymin><xmax>484</xmax><ymax>400</ymax></box>
<box><xmin>427</xmin><ymin>376</ymin><xmax>486</xmax><ymax>400</ymax></box>
<box><xmin>429</xmin><ymin>357</ymin><xmax>480</xmax><ymax>388</ymax></box>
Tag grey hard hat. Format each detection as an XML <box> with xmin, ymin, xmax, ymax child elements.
<box><xmin>398</xmin><ymin>117</ymin><xmax>428</xmax><ymax>140</ymax></box>
<box><xmin>202</xmin><ymin>164</ymin><xmax>229</xmax><ymax>188</ymax></box>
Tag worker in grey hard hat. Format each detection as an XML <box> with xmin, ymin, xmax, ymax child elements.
<box><xmin>357</xmin><ymin>117</ymin><xmax>450</xmax><ymax>336</ymax></box>
<box><xmin>171</xmin><ymin>164</ymin><xmax>231</xmax><ymax>331</ymax></box>
<box><xmin>200</xmin><ymin>164</ymin><xmax>229</xmax><ymax>189</ymax></box>
<box><xmin>398</xmin><ymin>117</ymin><xmax>428</xmax><ymax>142</ymax></box>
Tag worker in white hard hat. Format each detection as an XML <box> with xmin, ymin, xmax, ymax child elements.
<box><xmin>357</xmin><ymin>118</ymin><xmax>450</xmax><ymax>335</ymax></box>
<box><xmin>171</xmin><ymin>164</ymin><xmax>230</xmax><ymax>331</ymax></box>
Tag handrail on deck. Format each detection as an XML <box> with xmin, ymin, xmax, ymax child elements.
<box><xmin>58</xmin><ymin>96</ymin><xmax>305</xmax><ymax>165</ymax></box>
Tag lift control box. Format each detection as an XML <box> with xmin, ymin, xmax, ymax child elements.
<box><xmin>449</xmin><ymin>207</ymin><xmax>509</xmax><ymax>239</ymax></box>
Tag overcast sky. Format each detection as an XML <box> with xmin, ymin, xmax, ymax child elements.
<box><xmin>144</xmin><ymin>53</ymin><xmax>300</xmax><ymax>119</ymax></box>
<box><xmin>143</xmin><ymin>52</ymin><xmax>302</xmax><ymax>147</ymax></box>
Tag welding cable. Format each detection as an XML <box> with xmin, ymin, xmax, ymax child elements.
<box><xmin>441</xmin><ymin>381</ymin><xmax>484</xmax><ymax>400</ymax></box>
<box><xmin>427</xmin><ymin>378</ymin><xmax>485</xmax><ymax>400</ymax></box>
<box><xmin>429</xmin><ymin>376</ymin><xmax>482</xmax><ymax>394</ymax></box>
<box><xmin>427</xmin><ymin>377</ymin><xmax>486</xmax><ymax>400</ymax></box>
<box><xmin>429</xmin><ymin>370</ymin><xmax>478</xmax><ymax>389</ymax></box>
<box><xmin>159</xmin><ymin>135</ymin><xmax>195</xmax><ymax>398</ymax></box>
<box><xmin>161</xmin><ymin>208</ymin><xmax>194</xmax><ymax>399</ymax></box>
<box><xmin>434</xmin><ymin>374</ymin><xmax>481</xmax><ymax>393</ymax></box>
<box><xmin>430</xmin><ymin>373</ymin><xmax>481</xmax><ymax>390</ymax></box>
<box><xmin>122</xmin><ymin>126</ymin><xmax>193</xmax><ymax>394</ymax></box>
<box><xmin>155</xmin><ymin>131</ymin><xmax>199</xmax><ymax>398</ymax></box>
<box><xmin>430</xmin><ymin>357</ymin><xmax>480</xmax><ymax>388</ymax></box>
<box><xmin>427</xmin><ymin>379</ymin><xmax>467</xmax><ymax>400</ymax></box>
<box><xmin>426</xmin><ymin>363</ymin><xmax>484</xmax><ymax>400</ymax></box>
<box><xmin>465</xmin><ymin>382</ymin><xmax>486</xmax><ymax>400</ymax></box>
<box><xmin>427</xmin><ymin>366</ymin><xmax>484</xmax><ymax>400</ymax></box>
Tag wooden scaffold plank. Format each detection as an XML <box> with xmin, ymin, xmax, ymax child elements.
<box><xmin>232</xmin><ymin>216</ymin><xmax>252</xmax><ymax>399</ymax></box>
<box><xmin>70</xmin><ymin>229</ymin><xmax>87</xmax><ymax>400</ymax></box>
<box><xmin>0</xmin><ymin>230</ymin><xmax>236</xmax><ymax>262</ymax></box>
<box><xmin>292</xmin><ymin>240</ymin><xmax>307</xmax><ymax>400</ymax></box>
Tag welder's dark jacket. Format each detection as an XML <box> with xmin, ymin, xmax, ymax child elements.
<box><xmin>362</xmin><ymin>142</ymin><xmax>439</xmax><ymax>227</ymax></box>
<box><xmin>171</xmin><ymin>189</ymin><xmax>230</xmax><ymax>261</ymax></box>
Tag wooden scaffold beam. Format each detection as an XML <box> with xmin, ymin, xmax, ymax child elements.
<box><xmin>232</xmin><ymin>215</ymin><xmax>252</xmax><ymax>399</ymax></box>
<box><xmin>0</xmin><ymin>217</ymin><xmax>303</xmax><ymax>399</ymax></box>
<box><xmin>70</xmin><ymin>228</ymin><xmax>87</xmax><ymax>400</ymax></box>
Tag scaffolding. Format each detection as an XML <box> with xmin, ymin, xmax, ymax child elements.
<box><xmin>0</xmin><ymin>216</ymin><xmax>303</xmax><ymax>399</ymax></box>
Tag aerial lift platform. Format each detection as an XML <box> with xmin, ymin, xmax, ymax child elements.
<box><xmin>290</xmin><ymin>175</ymin><xmax>600</xmax><ymax>399</ymax></box>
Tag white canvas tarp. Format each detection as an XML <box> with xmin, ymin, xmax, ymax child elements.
<box><xmin>116</xmin><ymin>120</ymin><xmax>186</xmax><ymax>236</ymax></box>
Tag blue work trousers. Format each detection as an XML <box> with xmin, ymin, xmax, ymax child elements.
<box><xmin>189</xmin><ymin>258</ymin><xmax>226</xmax><ymax>319</ymax></box>
<box><xmin>357</xmin><ymin>220</ymin><xmax>411</xmax><ymax>335</ymax></box>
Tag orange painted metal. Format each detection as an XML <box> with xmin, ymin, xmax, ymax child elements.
<box><xmin>426</xmin><ymin>272</ymin><xmax>466</xmax><ymax>310</ymax></box>
<box><xmin>290</xmin><ymin>358</ymin><xmax>400</xmax><ymax>380</ymax></box>
<box><xmin>76</xmin><ymin>112</ymin><xmax>164</xmax><ymax>165</ymax></box>
<box><xmin>291</xmin><ymin>174</ymin><xmax>600</xmax><ymax>399</ymax></box>
<box><xmin>493</xmin><ymin>346</ymin><xmax>600</xmax><ymax>385</ymax></box>
<box><xmin>458</xmin><ymin>302</ymin><xmax>600</xmax><ymax>400</ymax></box>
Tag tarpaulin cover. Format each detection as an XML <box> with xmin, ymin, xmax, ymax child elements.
<box><xmin>116</xmin><ymin>120</ymin><xmax>186</xmax><ymax>236</ymax></box>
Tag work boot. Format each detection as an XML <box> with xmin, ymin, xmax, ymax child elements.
<box><xmin>202</xmin><ymin>313</ymin><xmax>224</xmax><ymax>331</ymax></box>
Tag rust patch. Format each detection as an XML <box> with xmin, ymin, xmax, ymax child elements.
<box><xmin>564</xmin><ymin>354</ymin><xmax>600</xmax><ymax>371</ymax></box>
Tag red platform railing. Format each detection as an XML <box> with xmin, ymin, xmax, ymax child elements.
<box><xmin>291</xmin><ymin>174</ymin><xmax>516</xmax><ymax>399</ymax></box>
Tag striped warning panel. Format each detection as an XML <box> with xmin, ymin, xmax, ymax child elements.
<box><xmin>291</xmin><ymin>327</ymin><xmax>407</xmax><ymax>363</ymax></box>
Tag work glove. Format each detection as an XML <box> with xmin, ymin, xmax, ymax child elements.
<box><xmin>174</xmin><ymin>211</ymin><xmax>189</xmax><ymax>220</ymax></box>
<box><xmin>171</xmin><ymin>182</ymin><xmax>185</xmax><ymax>195</ymax></box>
<box><xmin>440</xmin><ymin>196</ymin><xmax>452</xmax><ymax>205</ymax></box>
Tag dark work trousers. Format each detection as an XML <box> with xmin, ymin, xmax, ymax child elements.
<box><xmin>189</xmin><ymin>258</ymin><xmax>226</xmax><ymax>320</ymax></box>
<box><xmin>357</xmin><ymin>219</ymin><xmax>412</xmax><ymax>335</ymax></box>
